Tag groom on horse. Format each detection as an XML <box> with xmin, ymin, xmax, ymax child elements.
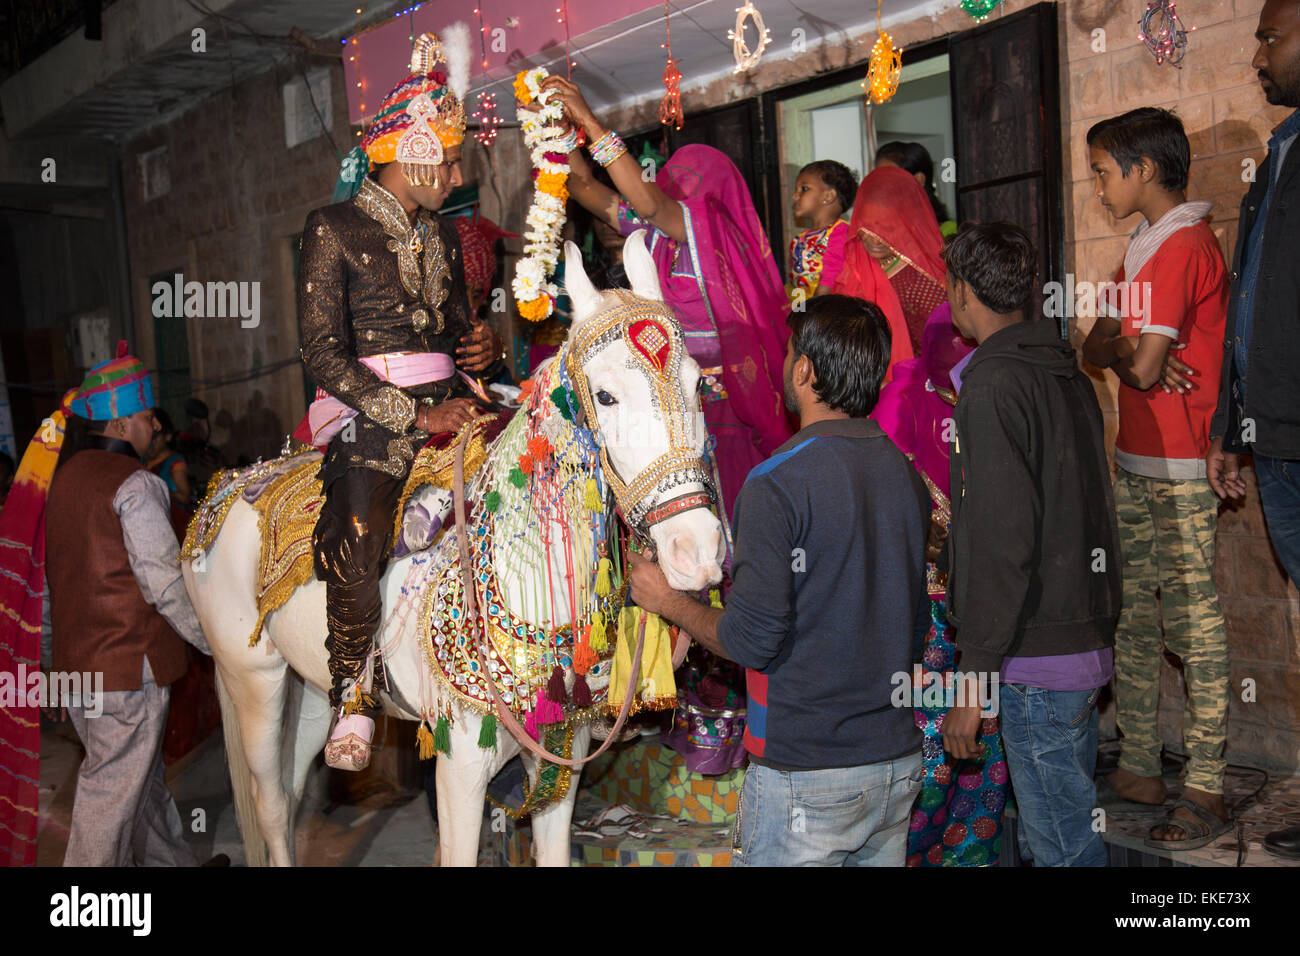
<box><xmin>298</xmin><ymin>27</ymin><xmax>503</xmax><ymax>770</ymax></box>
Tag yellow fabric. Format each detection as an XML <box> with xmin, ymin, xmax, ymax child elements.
<box><xmin>247</xmin><ymin>460</ymin><xmax>324</xmax><ymax>647</ymax></box>
<box><xmin>606</xmin><ymin>606</ymin><xmax>677</xmax><ymax>715</ymax></box>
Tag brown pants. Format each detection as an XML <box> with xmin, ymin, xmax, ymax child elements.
<box><xmin>312</xmin><ymin>467</ymin><xmax>404</xmax><ymax>711</ymax></box>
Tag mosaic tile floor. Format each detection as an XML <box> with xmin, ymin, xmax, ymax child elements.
<box><xmin>1094</xmin><ymin>743</ymin><xmax>1299</xmax><ymax>867</ymax></box>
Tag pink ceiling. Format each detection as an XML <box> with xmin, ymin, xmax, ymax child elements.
<box><xmin>342</xmin><ymin>0</ymin><xmax>662</xmax><ymax>124</ymax></box>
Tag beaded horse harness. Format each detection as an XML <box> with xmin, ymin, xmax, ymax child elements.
<box><xmin>565</xmin><ymin>288</ymin><xmax>716</xmax><ymax>536</ymax></box>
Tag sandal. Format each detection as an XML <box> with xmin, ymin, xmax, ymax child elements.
<box><xmin>1143</xmin><ymin>798</ymin><xmax>1232</xmax><ymax>851</ymax></box>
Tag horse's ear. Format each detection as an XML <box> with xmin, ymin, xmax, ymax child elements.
<box><xmin>563</xmin><ymin>240</ymin><xmax>601</xmax><ymax>321</ymax></box>
<box><xmin>623</xmin><ymin>230</ymin><xmax>663</xmax><ymax>302</ymax></box>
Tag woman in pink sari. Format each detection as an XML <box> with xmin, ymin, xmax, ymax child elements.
<box><xmin>833</xmin><ymin>166</ymin><xmax>948</xmax><ymax>361</ymax></box>
<box><xmin>541</xmin><ymin>77</ymin><xmax>792</xmax><ymax>518</ymax></box>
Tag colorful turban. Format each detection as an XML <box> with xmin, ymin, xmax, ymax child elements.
<box><xmin>333</xmin><ymin>25</ymin><xmax>470</xmax><ymax>201</ymax></box>
<box><xmin>69</xmin><ymin>340</ymin><xmax>155</xmax><ymax>422</ymax></box>
<box><xmin>454</xmin><ymin>214</ymin><xmax>515</xmax><ymax>295</ymax></box>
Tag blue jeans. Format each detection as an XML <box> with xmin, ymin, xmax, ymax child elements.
<box><xmin>731</xmin><ymin>751</ymin><xmax>924</xmax><ymax>866</ymax></box>
<box><xmin>1255</xmin><ymin>454</ymin><xmax>1300</xmax><ymax>587</ymax></box>
<box><xmin>999</xmin><ymin>683</ymin><xmax>1108</xmax><ymax>867</ymax></box>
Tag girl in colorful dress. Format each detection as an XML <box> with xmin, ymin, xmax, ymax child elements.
<box><xmin>871</xmin><ymin>305</ymin><xmax>1008</xmax><ymax>866</ymax></box>
<box><xmin>832</xmin><ymin>166</ymin><xmax>948</xmax><ymax>361</ymax></box>
<box><xmin>788</xmin><ymin>160</ymin><xmax>856</xmax><ymax>299</ymax></box>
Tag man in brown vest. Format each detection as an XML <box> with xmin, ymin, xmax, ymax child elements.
<box><xmin>45</xmin><ymin>345</ymin><xmax>213</xmax><ymax>866</ymax></box>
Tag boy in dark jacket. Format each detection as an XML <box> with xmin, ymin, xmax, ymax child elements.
<box><xmin>940</xmin><ymin>223</ymin><xmax>1121</xmax><ymax>867</ymax></box>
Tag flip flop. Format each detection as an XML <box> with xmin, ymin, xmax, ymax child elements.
<box><xmin>1143</xmin><ymin>798</ymin><xmax>1232</xmax><ymax>851</ymax></box>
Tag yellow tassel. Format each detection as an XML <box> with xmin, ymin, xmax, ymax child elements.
<box><xmin>416</xmin><ymin>720</ymin><xmax>436</xmax><ymax>760</ymax></box>
<box><xmin>709</xmin><ymin>588</ymin><xmax>724</xmax><ymax>609</ymax></box>
<box><xmin>584</xmin><ymin>477</ymin><xmax>603</xmax><ymax>513</ymax></box>
<box><xmin>590</xmin><ymin>611</ymin><xmax>607</xmax><ymax>653</ymax></box>
<box><xmin>594</xmin><ymin>557</ymin><xmax>613</xmax><ymax>597</ymax></box>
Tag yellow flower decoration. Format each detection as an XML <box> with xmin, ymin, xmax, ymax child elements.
<box><xmin>514</xmin><ymin>71</ymin><xmax>534</xmax><ymax>105</ymax></box>
<box><xmin>518</xmin><ymin>296</ymin><xmax>551</xmax><ymax>321</ymax></box>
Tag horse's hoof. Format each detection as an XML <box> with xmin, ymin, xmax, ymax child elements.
<box><xmin>324</xmin><ymin>714</ymin><xmax>375</xmax><ymax>771</ymax></box>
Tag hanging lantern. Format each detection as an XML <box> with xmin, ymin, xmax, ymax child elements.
<box><xmin>960</xmin><ymin>0</ymin><xmax>1004</xmax><ymax>22</ymax></box>
<box><xmin>728</xmin><ymin>1</ymin><xmax>772</xmax><ymax>74</ymax></box>
<box><xmin>1138</xmin><ymin>0</ymin><xmax>1192</xmax><ymax>67</ymax></box>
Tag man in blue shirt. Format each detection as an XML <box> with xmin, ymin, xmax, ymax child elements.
<box><xmin>1205</xmin><ymin>0</ymin><xmax>1300</xmax><ymax>861</ymax></box>
<box><xmin>629</xmin><ymin>293</ymin><xmax>930</xmax><ymax>867</ymax></box>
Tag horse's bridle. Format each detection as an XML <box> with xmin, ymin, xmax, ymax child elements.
<box><xmin>564</xmin><ymin>289</ymin><xmax>717</xmax><ymax>539</ymax></box>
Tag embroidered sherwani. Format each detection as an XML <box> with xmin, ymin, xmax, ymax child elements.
<box><xmin>297</xmin><ymin>177</ymin><xmax>472</xmax><ymax>709</ymax></box>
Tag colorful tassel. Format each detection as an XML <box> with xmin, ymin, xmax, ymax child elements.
<box><xmin>508</xmin><ymin>466</ymin><xmax>527</xmax><ymax>488</ymax></box>
<box><xmin>594</xmin><ymin>557</ymin><xmax>613</xmax><ymax>597</ymax></box>
<box><xmin>546</xmin><ymin>664</ymin><xmax>568</xmax><ymax>705</ymax></box>
<box><xmin>527</xmin><ymin>434</ymin><xmax>552</xmax><ymax>462</ymax></box>
<box><xmin>550</xmin><ymin>386</ymin><xmax>573</xmax><ymax>420</ymax></box>
<box><xmin>573</xmin><ymin>636</ymin><xmax>598</xmax><ymax>675</ymax></box>
<box><xmin>534</xmin><ymin>692</ymin><xmax>564</xmax><ymax>725</ymax></box>
<box><xmin>709</xmin><ymin>588</ymin><xmax>724</xmax><ymax>609</ymax></box>
<box><xmin>478</xmin><ymin>713</ymin><xmax>497</xmax><ymax>749</ymax></box>
<box><xmin>572</xmin><ymin>673</ymin><xmax>592</xmax><ymax>707</ymax></box>
<box><xmin>524</xmin><ymin>708</ymin><xmax>541</xmax><ymax>741</ymax></box>
<box><xmin>433</xmin><ymin>715</ymin><xmax>451</xmax><ymax>755</ymax></box>
<box><xmin>589</xmin><ymin>611</ymin><xmax>608</xmax><ymax>653</ymax></box>
<box><xmin>518</xmin><ymin>453</ymin><xmax>535</xmax><ymax>475</ymax></box>
<box><xmin>520</xmin><ymin>379</ymin><xmax>536</xmax><ymax>400</ymax></box>
<box><xmin>584</xmin><ymin>477</ymin><xmax>603</xmax><ymax>513</ymax></box>
<box><xmin>416</xmin><ymin>719</ymin><xmax>436</xmax><ymax>760</ymax></box>
<box><xmin>484</xmin><ymin>489</ymin><xmax>501</xmax><ymax>513</ymax></box>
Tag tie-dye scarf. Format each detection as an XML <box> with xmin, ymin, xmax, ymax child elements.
<box><xmin>0</xmin><ymin>390</ymin><xmax>75</xmax><ymax>865</ymax></box>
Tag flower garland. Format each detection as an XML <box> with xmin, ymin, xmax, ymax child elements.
<box><xmin>512</xmin><ymin>68</ymin><xmax>572</xmax><ymax>322</ymax></box>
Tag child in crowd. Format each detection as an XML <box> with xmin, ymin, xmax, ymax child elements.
<box><xmin>1082</xmin><ymin>107</ymin><xmax>1231</xmax><ymax>850</ymax></box>
<box><xmin>788</xmin><ymin>160</ymin><xmax>856</xmax><ymax>299</ymax></box>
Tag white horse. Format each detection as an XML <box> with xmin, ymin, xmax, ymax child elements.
<box><xmin>183</xmin><ymin>232</ymin><xmax>724</xmax><ymax>866</ymax></box>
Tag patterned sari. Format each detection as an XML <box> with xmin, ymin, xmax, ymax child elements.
<box><xmin>871</xmin><ymin>307</ymin><xmax>1008</xmax><ymax>866</ymax></box>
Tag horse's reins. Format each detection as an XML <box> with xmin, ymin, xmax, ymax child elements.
<box><xmin>453</xmin><ymin>426</ymin><xmax>648</xmax><ymax>768</ymax></box>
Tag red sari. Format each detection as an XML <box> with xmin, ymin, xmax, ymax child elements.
<box><xmin>832</xmin><ymin>167</ymin><xmax>948</xmax><ymax>363</ymax></box>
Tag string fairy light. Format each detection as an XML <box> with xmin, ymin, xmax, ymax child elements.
<box><xmin>863</xmin><ymin>0</ymin><xmax>902</xmax><ymax>106</ymax></box>
<box><xmin>659</xmin><ymin>1</ymin><xmax>684</xmax><ymax>130</ymax></box>
<box><xmin>475</xmin><ymin>5</ymin><xmax>489</xmax><ymax>70</ymax></box>
<box><xmin>1138</xmin><ymin>0</ymin><xmax>1193</xmax><ymax>67</ymax></box>
<box><xmin>473</xmin><ymin>91</ymin><xmax>502</xmax><ymax>146</ymax></box>
<box><xmin>728</xmin><ymin>1</ymin><xmax>771</xmax><ymax>73</ymax></box>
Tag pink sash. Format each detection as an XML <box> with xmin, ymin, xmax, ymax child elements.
<box><xmin>306</xmin><ymin>351</ymin><xmax>455</xmax><ymax>446</ymax></box>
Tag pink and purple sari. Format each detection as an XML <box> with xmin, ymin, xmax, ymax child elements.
<box><xmin>617</xmin><ymin>145</ymin><xmax>793</xmax><ymax>517</ymax></box>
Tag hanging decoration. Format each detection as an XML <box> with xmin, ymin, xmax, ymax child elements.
<box><xmin>473</xmin><ymin>5</ymin><xmax>489</xmax><ymax>70</ymax></box>
<box><xmin>727</xmin><ymin>1</ymin><xmax>771</xmax><ymax>74</ymax></box>
<box><xmin>557</xmin><ymin>1</ymin><xmax>576</xmax><ymax>78</ymax></box>
<box><xmin>473</xmin><ymin>91</ymin><xmax>502</xmax><ymax>146</ymax></box>
<box><xmin>659</xmin><ymin>1</ymin><xmax>684</xmax><ymax>130</ymax></box>
<box><xmin>513</xmin><ymin>68</ymin><xmax>573</xmax><ymax>321</ymax></box>
<box><xmin>1138</xmin><ymin>0</ymin><xmax>1192</xmax><ymax>67</ymax></box>
<box><xmin>863</xmin><ymin>0</ymin><xmax>902</xmax><ymax>106</ymax></box>
<box><xmin>960</xmin><ymin>0</ymin><xmax>1004</xmax><ymax>21</ymax></box>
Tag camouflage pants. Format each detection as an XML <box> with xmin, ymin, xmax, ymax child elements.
<box><xmin>1113</xmin><ymin>469</ymin><xmax>1229</xmax><ymax>794</ymax></box>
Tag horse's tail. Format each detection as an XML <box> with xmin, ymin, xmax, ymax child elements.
<box><xmin>215</xmin><ymin>668</ymin><xmax>269</xmax><ymax>867</ymax></box>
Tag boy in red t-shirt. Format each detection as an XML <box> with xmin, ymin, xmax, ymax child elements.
<box><xmin>1082</xmin><ymin>107</ymin><xmax>1231</xmax><ymax>851</ymax></box>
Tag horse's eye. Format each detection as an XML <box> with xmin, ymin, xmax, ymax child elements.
<box><xmin>596</xmin><ymin>390</ymin><xmax>617</xmax><ymax>407</ymax></box>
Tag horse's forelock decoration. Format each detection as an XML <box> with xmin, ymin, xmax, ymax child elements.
<box><xmin>563</xmin><ymin>241</ymin><xmax>715</xmax><ymax>534</ymax></box>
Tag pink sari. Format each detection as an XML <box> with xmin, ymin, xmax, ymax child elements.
<box><xmin>620</xmin><ymin>145</ymin><xmax>793</xmax><ymax>514</ymax></box>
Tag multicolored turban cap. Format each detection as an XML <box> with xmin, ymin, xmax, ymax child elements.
<box><xmin>333</xmin><ymin>24</ymin><xmax>470</xmax><ymax>201</ymax></box>
<box><xmin>69</xmin><ymin>341</ymin><xmax>155</xmax><ymax>422</ymax></box>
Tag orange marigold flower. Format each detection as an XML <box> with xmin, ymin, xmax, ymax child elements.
<box><xmin>513</xmin><ymin>71</ymin><xmax>533</xmax><ymax>105</ymax></box>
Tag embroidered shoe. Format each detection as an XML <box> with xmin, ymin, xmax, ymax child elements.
<box><xmin>324</xmin><ymin>714</ymin><xmax>375</xmax><ymax>771</ymax></box>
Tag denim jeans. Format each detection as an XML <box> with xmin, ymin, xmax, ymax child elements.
<box><xmin>731</xmin><ymin>750</ymin><xmax>924</xmax><ymax>866</ymax></box>
<box><xmin>999</xmin><ymin>682</ymin><xmax>1108</xmax><ymax>867</ymax></box>
<box><xmin>1254</xmin><ymin>454</ymin><xmax>1300</xmax><ymax>587</ymax></box>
